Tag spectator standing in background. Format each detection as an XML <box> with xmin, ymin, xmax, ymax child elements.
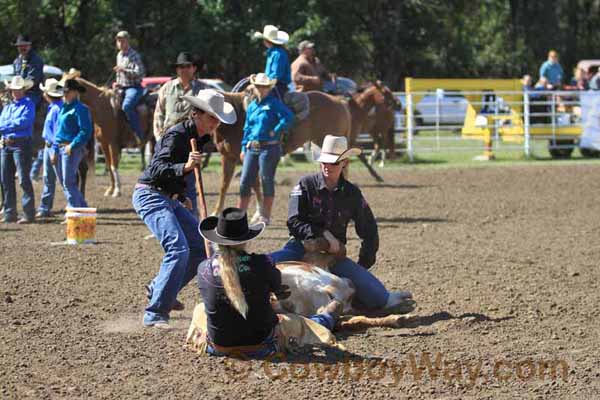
<box><xmin>539</xmin><ymin>50</ymin><xmax>564</xmax><ymax>88</ymax></box>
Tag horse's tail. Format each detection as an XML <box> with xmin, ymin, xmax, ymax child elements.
<box><xmin>217</xmin><ymin>245</ymin><xmax>249</xmax><ymax>319</ymax></box>
<box><xmin>86</xmin><ymin>130</ymin><xmax>96</xmax><ymax>169</ymax></box>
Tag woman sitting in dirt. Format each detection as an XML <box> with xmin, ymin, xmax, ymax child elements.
<box><xmin>194</xmin><ymin>207</ymin><xmax>343</xmax><ymax>358</ymax></box>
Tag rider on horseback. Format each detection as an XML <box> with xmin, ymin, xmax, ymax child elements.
<box><xmin>113</xmin><ymin>31</ymin><xmax>146</xmax><ymax>144</ymax></box>
<box><xmin>253</xmin><ymin>25</ymin><xmax>291</xmax><ymax>101</ymax></box>
<box><xmin>291</xmin><ymin>40</ymin><xmax>333</xmax><ymax>92</ymax></box>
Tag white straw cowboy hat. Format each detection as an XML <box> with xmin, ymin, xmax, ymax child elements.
<box><xmin>250</xmin><ymin>73</ymin><xmax>277</xmax><ymax>87</ymax></box>
<box><xmin>315</xmin><ymin>135</ymin><xmax>361</xmax><ymax>164</ymax></box>
<box><xmin>182</xmin><ymin>89</ymin><xmax>237</xmax><ymax>125</ymax></box>
<box><xmin>39</xmin><ymin>78</ymin><xmax>64</xmax><ymax>97</ymax></box>
<box><xmin>4</xmin><ymin>76</ymin><xmax>33</xmax><ymax>91</ymax></box>
<box><xmin>253</xmin><ymin>25</ymin><xmax>289</xmax><ymax>45</ymax></box>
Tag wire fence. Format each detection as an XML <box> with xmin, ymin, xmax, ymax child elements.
<box><xmin>391</xmin><ymin>89</ymin><xmax>599</xmax><ymax>161</ymax></box>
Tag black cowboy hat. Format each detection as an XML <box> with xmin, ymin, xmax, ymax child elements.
<box><xmin>199</xmin><ymin>207</ymin><xmax>265</xmax><ymax>245</ymax></box>
<box><xmin>13</xmin><ymin>34</ymin><xmax>32</xmax><ymax>46</ymax></box>
<box><xmin>60</xmin><ymin>79</ymin><xmax>86</xmax><ymax>93</ymax></box>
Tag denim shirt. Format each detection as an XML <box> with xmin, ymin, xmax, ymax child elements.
<box><xmin>265</xmin><ymin>46</ymin><xmax>291</xmax><ymax>85</ymax></box>
<box><xmin>287</xmin><ymin>173</ymin><xmax>379</xmax><ymax>268</ymax></box>
<box><xmin>0</xmin><ymin>97</ymin><xmax>35</xmax><ymax>139</ymax></box>
<box><xmin>42</xmin><ymin>100</ymin><xmax>64</xmax><ymax>145</ymax></box>
<box><xmin>242</xmin><ymin>94</ymin><xmax>294</xmax><ymax>150</ymax></box>
<box><xmin>539</xmin><ymin>61</ymin><xmax>564</xmax><ymax>86</ymax></box>
<box><xmin>54</xmin><ymin>100</ymin><xmax>92</xmax><ymax>149</ymax></box>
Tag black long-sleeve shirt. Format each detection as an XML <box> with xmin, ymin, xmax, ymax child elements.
<box><xmin>138</xmin><ymin>120</ymin><xmax>210</xmax><ymax>196</ymax></box>
<box><xmin>287</xmin><ymin>173</ymin><xmax>379</xmax><ymax>269</ymax></box>
<box><xmin>197</xmin><ymin>253</ymin><xmax>281</xmax><ymax>347</ymax></box>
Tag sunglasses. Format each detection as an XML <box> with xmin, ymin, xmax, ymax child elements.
<box><xmin>176</xmin><ymin>64</ymin><xmax>193</xmax><ymax>69</ymax></box>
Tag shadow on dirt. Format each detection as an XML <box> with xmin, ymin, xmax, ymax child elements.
<box><xmin>359</xmin><ymin>183</ymin><xmax>432</xmax><ymax>190</ymax></box>
<box><xmin>376</xmin><ymin>216</ymin><xmax>450</xmax><ymax>224</ymax></box>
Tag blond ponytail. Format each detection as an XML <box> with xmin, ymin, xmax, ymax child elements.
<box><xmin>218</xmin><ymin>244</ymin><xmax>249</xmax><ymax>319</ymax></box>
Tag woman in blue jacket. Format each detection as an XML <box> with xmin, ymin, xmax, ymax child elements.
<box><xmin>54</xmin><ymin>79</ymin><xmax>92</xmax><ymax>208</ymax></box>
<box><xmin>239</xmin><ymin>73</ymin><xmax>294</xmax><ymax>225</ymax></box>
<box><xmin>253</xmin><ymin>25</ymin><xmax>291</xmax><ymax>100</ymax></box>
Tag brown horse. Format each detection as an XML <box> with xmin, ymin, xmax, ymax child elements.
<box><xmin>62</xmin><ymin>70</ymin><xmax>152</xmax><ymax>197</ymax></box>
<box><xmin>347</xmin><ymin>81</ymin><xmax>399</xmax><ymax>167</ymax></box>
<box><xmin>211</xmin><ymin>90</ymin><xmax>352</xmax><ymax>216</ymax></box>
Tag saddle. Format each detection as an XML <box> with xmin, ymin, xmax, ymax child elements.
<box><xmin>109</xmin><ymin>88</ymin><xmax>152</xmax><ymax>142</ymax></box>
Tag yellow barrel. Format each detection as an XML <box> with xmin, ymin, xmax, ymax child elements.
<box><xmin>65</xmin><ymin>207</ymin><xmax>97</xmax><ymax>244</ymax></box>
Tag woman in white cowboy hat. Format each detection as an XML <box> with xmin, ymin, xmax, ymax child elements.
<box><xmin>238</xmin><ymin>73</ymin><xmax>294</xmax><ymax>225</ymax></box>
<box><xmin>35</xmin><ymin>79</ymin><xmax>64</xmax><ymax>218</ymax></box>
<box><xmin>195</xmin><ymin>207</ymin><xmax>342</xmax><ymax>358</ymax></box>
<box><xmin>133</xmin><ymin>89</ymin><xmax>236</xmax><ymax>329</ymax></box>
<box><xmin>270</xmin><ymin>135</ymin><xmax>416</xmax><ymax>314</ymax></box>
<box><xmin>253</xmin><ymin>25</ymin><xmax>291</xmax><ymax>100</ymax></box>
<box><xmin>53</xmin><ymin>79</ymin><xmax>92</xmax><ymax>209</ymax></box>
<box><xmin>0</xmin><ymin>76</ymin><xmax>36</xmax><ymax>223</ymax></box>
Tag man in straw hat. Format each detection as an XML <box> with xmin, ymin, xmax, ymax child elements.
<box><xmin>12</xmin><ymin>34</ymin><xmax>44</xmax><ymax>106</ymax></box>
<box><xmin>239</xmin><ymin>72</ymin><xmax>294</xmax><ymax>225</ymax></box>
<box><xmin>0</xmin><ymin>76</ymin><xmax>36</xmax><ymax>223</ymax></box>
<box><xmin>271</xmin><ymin>135</ymin><xmax>415</xmax><ymax>313</ymax></box>
<box><xmin>153</xmin><ymin>52</ymin><xmax>208</xmax><ymax>216</ymax></box>
<box><xmin>35</xmin><ymin>79</ymin><xmax>64</xmax><ymax>218</ymax></box>
<box><xmin>189</xmin><ymin>207</ymin><xmax>343</xmax><ymax>357</ymax></box>
<box><xmin>114</xmin><ymin>30</ymin><xmax>146</xmax><ymax>144</ymax></box>
<box><xmin>291</xmin><ymin>40</ymin><xmax>332</xmax><ymax>92</ymax></box>
<box><xmin>253</xmin><ymin>25</ymin><xmax>291</xmax><ymax>100</ymax></box>
<box><xmin>134</xmin><ymin>89</ymin><xmax>236</xmax><ymax>329</ymax></box>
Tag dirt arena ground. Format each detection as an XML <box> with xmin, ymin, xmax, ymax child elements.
<box><xmin>1</xmin><ymin>163</ymin><xmax>599</xmax><ymax>399</ymax></box>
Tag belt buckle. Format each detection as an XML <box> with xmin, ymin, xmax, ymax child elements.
<box><xmin>249</xmin><ymin>141</ymin><xmax>260</xmax><ymax>150</ymax></box>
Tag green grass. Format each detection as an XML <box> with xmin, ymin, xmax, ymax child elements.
<box><xmin>96</xmin><ymin>136</ymin><xmax>600</xmax><ymax>177</ymax></box>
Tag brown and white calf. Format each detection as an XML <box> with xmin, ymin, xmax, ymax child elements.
<box><xmin>272</xmin><ymin>262</ymin><xmax>416</xmax><ymax>331</ymax></box>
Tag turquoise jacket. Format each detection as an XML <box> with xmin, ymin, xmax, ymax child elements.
<box><xmin>242</xmin><ymin>94</ymin><xmax>294</xmax><ymax>151</ymax></box>
<box><xmin>54</xmin><ymin>99</ymin><xmax>92</xmax><ymax>149</ymax></box>
<box><xmin>265</xmin><ymin>46</ymin><xmax>291</xmax><ymax>85</ymax></box>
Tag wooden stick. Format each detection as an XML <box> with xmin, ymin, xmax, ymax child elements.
<box><xmin>190</xmin><ymin>138</ymin><xmax>212</xmax><ymax>256</ymax></box>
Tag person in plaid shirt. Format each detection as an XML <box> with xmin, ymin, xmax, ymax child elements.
<box><xmin>114</xmin><ymin>31</ymin><xmax>146</xmax><ymax>143</ymax></box>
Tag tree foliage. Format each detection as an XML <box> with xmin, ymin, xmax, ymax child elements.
<box><xmin>1</xmin><ymin>0</ymin><xmax>599</xmax><ymax>88</ymax></box>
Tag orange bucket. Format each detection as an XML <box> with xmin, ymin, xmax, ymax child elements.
<box><xmin>65</xmin><ymin>207</ymin><xmax>97</xmax><ymax>244</ymax></box>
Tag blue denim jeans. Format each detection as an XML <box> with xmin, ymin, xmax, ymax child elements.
<box><xmin>30</xmin><ymin>148</ymin><xmax>44</xmax><ymax>180</ymax></box>
<box><xmin>57</xmin><ymin>146</ymin><xmax>87</xmax><ymax>208</ymax></box>
<box><xmin>132</xmin><ymin>187</ymin><xmax>207</xmax><ymax>324</ymax></box>
<box><xmin>38</xmin><ymin>146</ymin><xmax>59</xmax><ymax>214</ymax></box>
<box><xmin>122</xmin><ymin>86</ymin><xmax>144</xmax><ymax>141</ymax></box>
<box><xmin>270</xmin><ymin>239</ymin><xmax>390</xmax><ymax>309</ymax></box>
<box><xmin>184</xmin><ymin>173</ymin><xmax>198</xmax><ymax>219</ymax></box>
<box><xmin>1</xmin><ymin>137</ymin><xmax>35</xmax><ymax>220</ymax></box>
<box><xmin>240</xmin><ymin>144</ymin><xmax>281</xmax><ymax>197</ymax></box>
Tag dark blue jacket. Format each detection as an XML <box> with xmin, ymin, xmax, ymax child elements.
<box><xmin>13</xmin><ymin>50</ymin><xmax>44</xmax><ymax>96</ymax></box>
